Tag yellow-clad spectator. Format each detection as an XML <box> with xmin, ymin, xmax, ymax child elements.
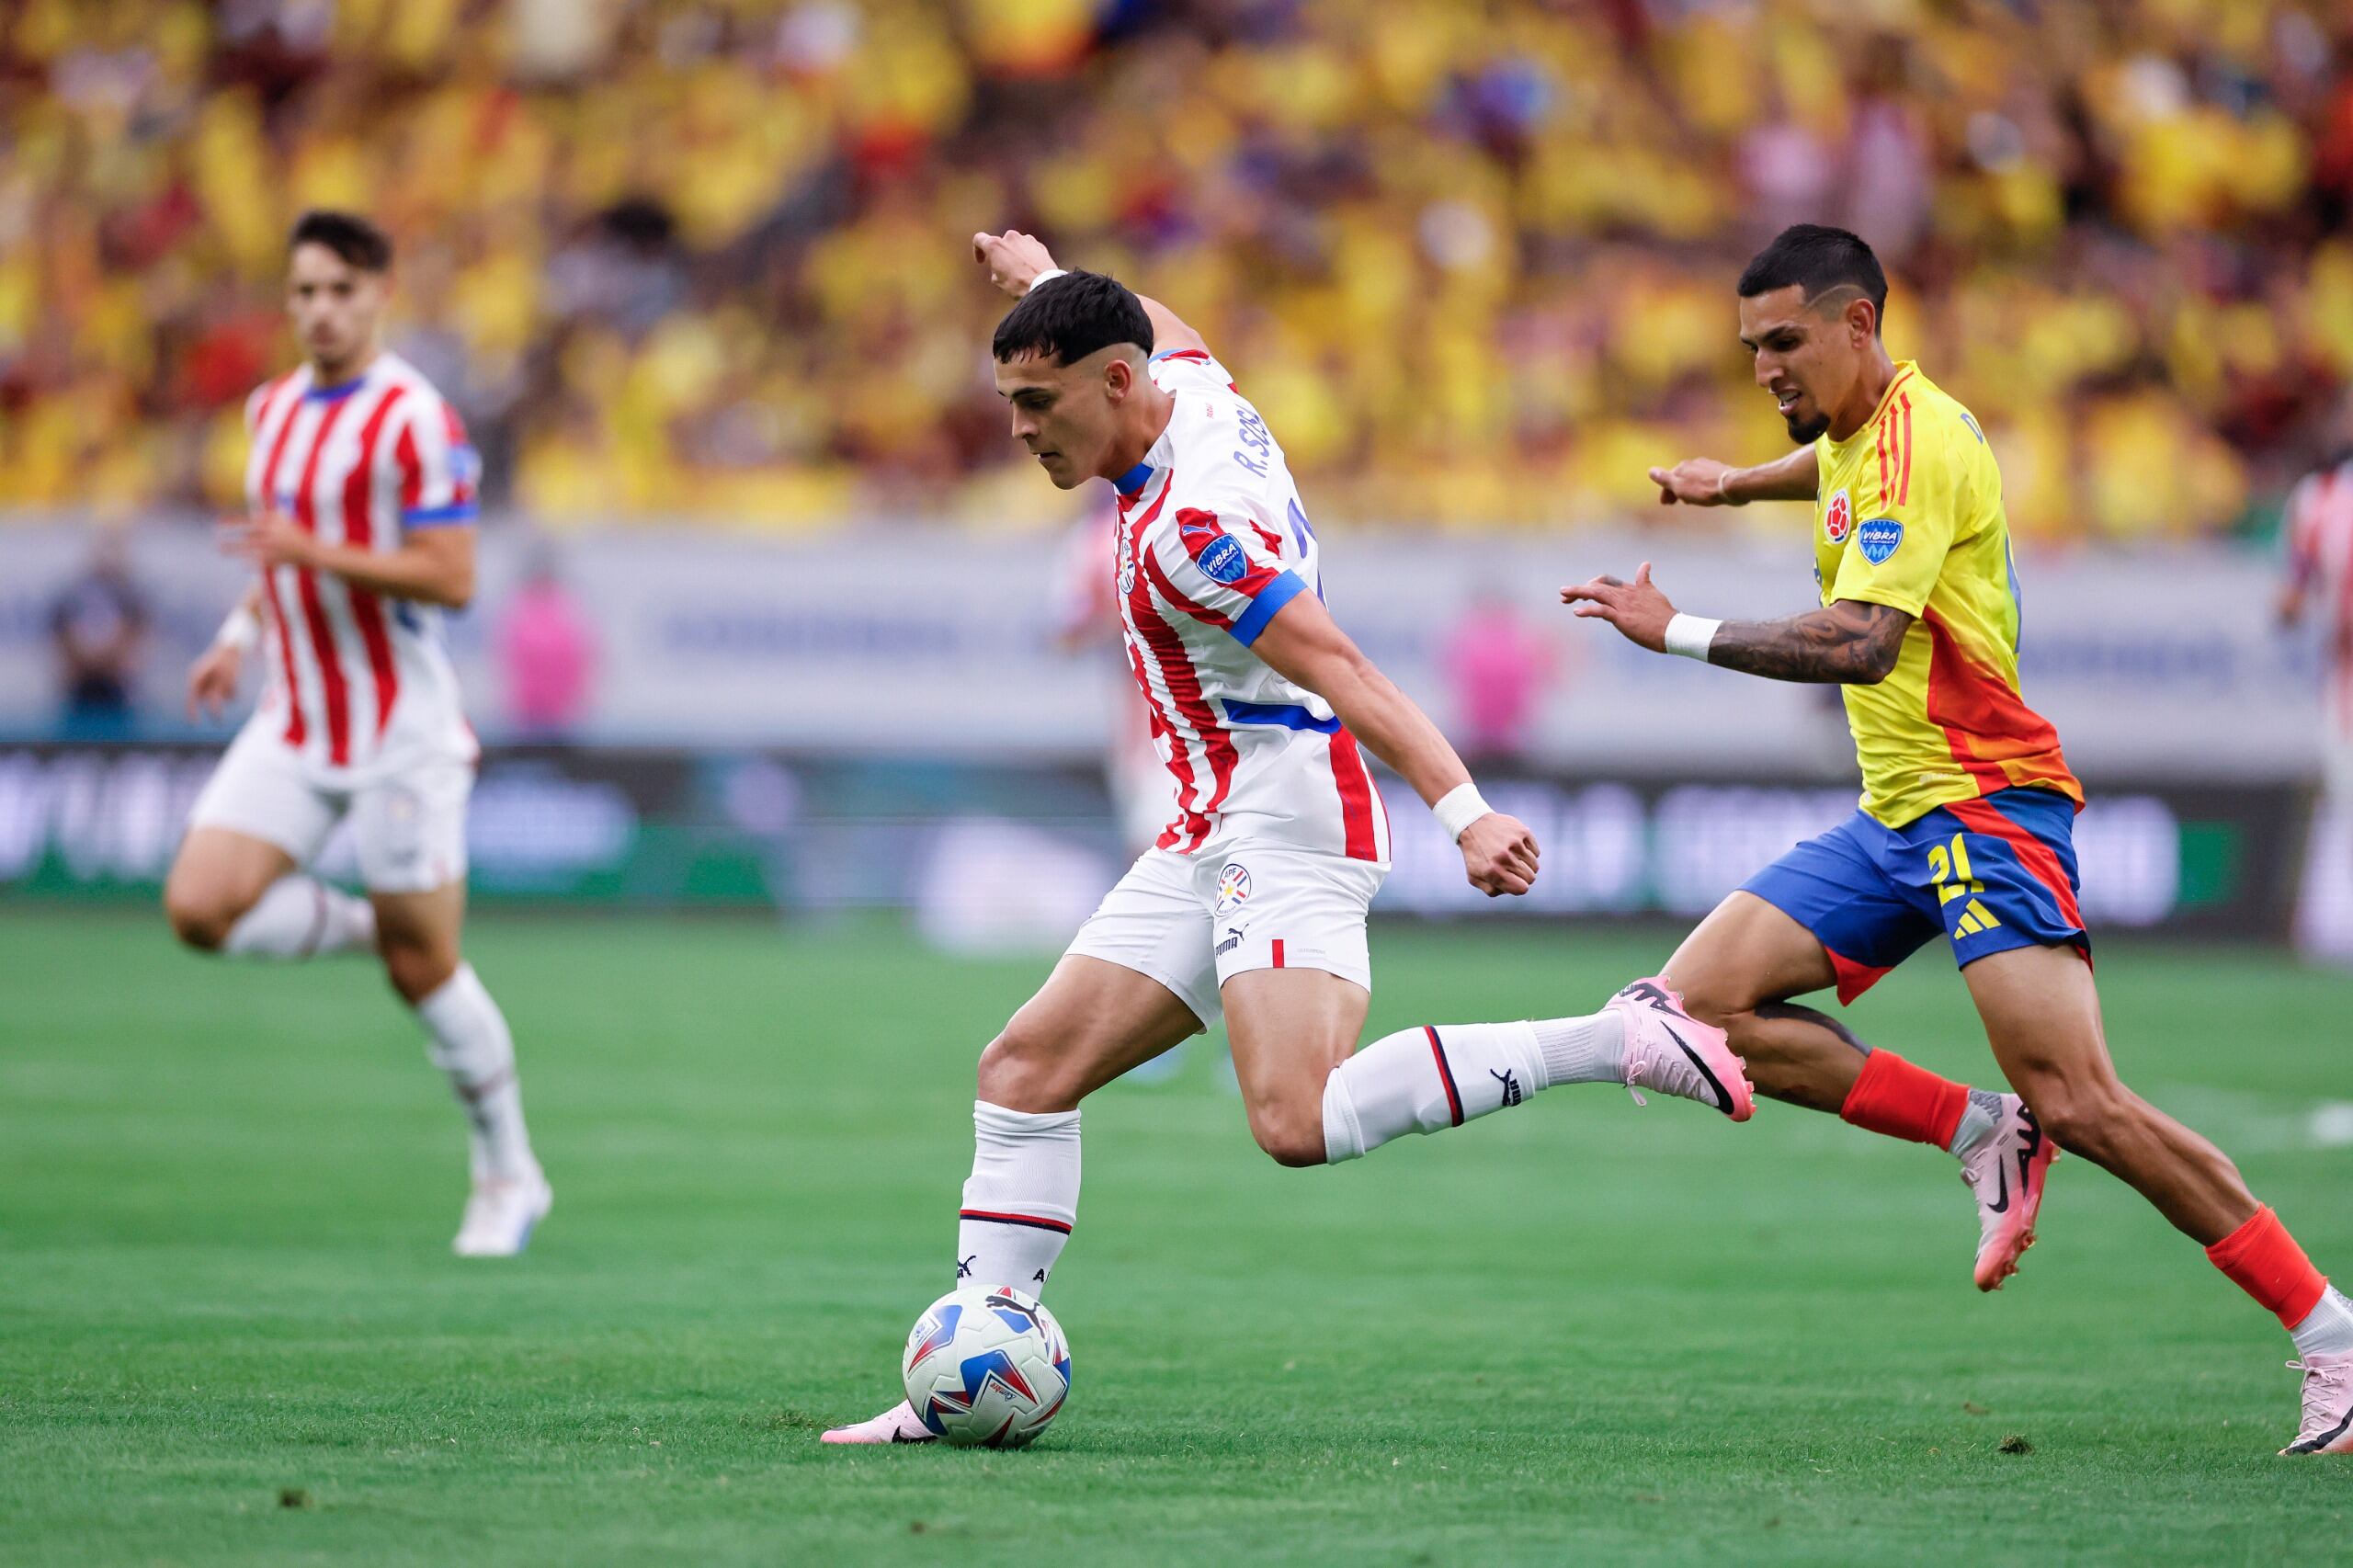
<box><xmin>0</xmin><ymin>0</ymin><xmax>2341</xmax><ymax>540</ymax></box>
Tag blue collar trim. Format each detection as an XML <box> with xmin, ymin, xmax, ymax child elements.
<box><xmin>1113</xmin><ymin>459</ymin><xmax>1155</xmax><ymax>497</ymax></box>
<box><xmin>303</xmin><ymin>375</ymin><xmax>369</xmax><ymax>403</ymax></box>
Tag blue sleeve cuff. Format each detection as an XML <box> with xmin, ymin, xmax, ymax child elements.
<box><xmin>1229</xmin><ymin>569</ymin><xmax>1308</xmax><ymax>646</ymax></box>
<box><xmin>403</xmin><ymin>503</ymin><xmax>478</xmax><ymax>527</ymax></box>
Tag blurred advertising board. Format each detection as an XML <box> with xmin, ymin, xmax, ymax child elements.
<box><xmin>0</xmin><ymin>741</ymin><xmax>2307</xmax><ymax>942</ymax></box>
<box><xmin>0</xmin><ymin>522</ymin><xmax>2335</xmax><ymax>781</ymax></box>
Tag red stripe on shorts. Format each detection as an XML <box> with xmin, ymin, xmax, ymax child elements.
<box><xmin>1944</xmin><ymin>797</ymin><xmax>2085</xmax><ymax>934</ymax></box>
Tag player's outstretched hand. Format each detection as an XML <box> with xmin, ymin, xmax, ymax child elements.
<box><xmin>972</xmin><ymin>229</ymin><xmax>1059</xmax><ymax>299</ymax></box>
<box><xmin>1459</xmin><ymin>812</ymin><xmax>1539</xmax><ymax>898</ymax></box>
<box><xmin>187</xmin><ymin>641</ymin><xmax>242</xmax><ymax>721</ymax></box>
<box><xmin>1648</xmin><ymin>457</ymin><xmax>1743</xmax><ymax>506</ymax></box>
<box><xmin>1561</xmin><ymin>562</ymin><xmax>1677</xmax><ymax>653</ymax></box>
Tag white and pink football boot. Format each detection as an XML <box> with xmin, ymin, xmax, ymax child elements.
<box><xmin>1606</xmin><ymin>978</ymin><xmax>1755</xmax><ymax>1122</ymax></box>
<box><xmin>1960</xmin><ymin>1094</ymin><xmax>2057</xmax><ymax>1291</ymax></box>
<box><xmin>820</xmin><ymin>1399</ymin><xmax>935</xmax><ymax>1446</ymax></box>
<box><xmin>2282</xmin><ymin>1354</ymin><xmax>2353</xmax><ymax>1455</ymax></box>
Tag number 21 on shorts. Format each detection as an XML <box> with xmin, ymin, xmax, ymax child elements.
<box><xmin>1929</xmin><ymin>833</ymin><xmax>2003</xmax><ymax>939</ymax></box>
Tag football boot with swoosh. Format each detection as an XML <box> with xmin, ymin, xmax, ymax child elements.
<box><xmin>1961</xmin><ymin>1093</ymin><xmax>2058</xmax><ymax>1291</ymax></box>
<box><xmin>1606</xmin><ymin>978</ymin><xmax>1755</xmax><ymax>1122</ymax></box>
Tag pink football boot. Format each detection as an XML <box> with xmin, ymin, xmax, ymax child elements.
<box><xmin>1607</xmin><ymin>978</ymin><xmax>1755</xmax><ymax>1122</ymax></box>
<box><xmin>1960</xmin><ymin>1093</ymin><xmax>2058</xmax><ymax>1291</ymax></box>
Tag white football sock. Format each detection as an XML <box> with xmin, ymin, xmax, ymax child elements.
<box><xmin>222</xmin><ymin>876</ymin><xmax>376</xmax><ymax>959</ymax></box>
<box><xmin>957</xmin><ymin>1101</ymin><xmax>1080</xmax><ymax>1295</ymax></box>
<box><xmin>1946</xmin><ymin>1087</ymin><xmax>2004</xmax><ymax>1160</ymax></box>
<box><xmin>415</xmin><ymin>963</ymin><xmax>537</xmax><ymax>1184</ymax></box>
<box><xmin>1532</xmin><ymin>1010</ymin><xmax>1626</xmax><ymax>1086</ymax></box>
<box><xmin>1322</xmin><ymin>1020</ymin><xmax>1554</xmax><ymax>1163</ymax></box>
<box><xmin>2291</xmin><ymin>1286</ymin><xmax>2353</xmax><ymax>1358</ymax></box>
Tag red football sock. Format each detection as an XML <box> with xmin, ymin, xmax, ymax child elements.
<box><xmin>1838</xmin><ymin>1050</ymin><xmax>1971</xmax><ymax>1149</ymax></box>
<box><xmin>2207</xmin><ymin>1206</ymin><xmax>2328</xmax><ymax>1328</ymax></box>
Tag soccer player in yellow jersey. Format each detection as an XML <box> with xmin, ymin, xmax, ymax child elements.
<box><xmin>1567</xmin><ymin>225</ymin><xmax>2353</xmax><ymax>1456</ymax></box>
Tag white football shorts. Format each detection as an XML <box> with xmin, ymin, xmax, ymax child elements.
<box><xmin>1064</xmin><ymin>842</ymin><xmax>1387</xmax><ymax>1028</ymax></box>
<box><xmin>187</xmin><ymin>720</ymin><xmax>472</xmax><ymax>894</ymax></box>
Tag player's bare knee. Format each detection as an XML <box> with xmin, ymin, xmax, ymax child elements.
<box><xmin>163</xmin><ymin>881</ymin><xmax>234</xmax><ymax>951</ymax></box>
<box><xmin>379</xmin><ymin>939</ymin><xmax>458</xmax><ymax>1006</ymax></box>
<box><xmin>1245</xmin><ymin>1094</ymin><xmax>1327</xmax><ymax>1169</ymax></box>
<box><xmin>1669</xmin><ymin>981</ymin><xmax>1740</xmax><ymax>1031</ymax></box>
<box><xmin>975</xmin><ymin>1024</ymin><xmax>1081</xmax><ymax>1113</ymax></box>
<box><xmin>1659</xmin><ymin>964</ymin><xmax>1756</xmax><ymax>1034</ymax></box>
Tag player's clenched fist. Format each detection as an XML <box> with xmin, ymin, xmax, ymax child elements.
<box><xmin>1647</xmin><ymin>457</ymin><xmax>1744</xmax><ymax>506</ymax></box>
<box><xmin>186</xmin><ymin>642</ymin><xmax>242</xmax><ymax>722</ymax></box>
<box><xmin>972</xmin><ymin>229</ymin><xmax>1059</xmax><ymax>298</ymax></box>
<box><xmin>1459</xmin><ymin>812</ymin><xmax>1540</xmax><ymax>898</ymax></box>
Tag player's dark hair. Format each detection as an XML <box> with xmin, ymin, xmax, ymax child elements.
<box><xmin>1738</xmin><ymin>224</ymin><xmax>1887</xmax><ymax>335</ymax></box>
<box><xmin>991</xmin><ymin>270</ymin><xmax>1153</xmax><ymax>366</ymax></box>
<box><xmin>288</xmin><ymin>210</ymin><xmax>393</xmax><ymax>273</ymax></box>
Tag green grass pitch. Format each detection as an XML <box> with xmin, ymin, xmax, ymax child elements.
<box><xmin>4</xmin><ymin>908</ymin><xmax>2350</xmax><ymax>1564</ymax></box>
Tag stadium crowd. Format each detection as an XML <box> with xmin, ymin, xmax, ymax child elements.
<box><xmin>5</xmin><ymin>0</ymin><xmax>2352</xmax><ymax>537</ymax></box>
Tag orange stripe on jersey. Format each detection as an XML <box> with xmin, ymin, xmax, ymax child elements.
<box><xmin>1866</xmin><ymin>369</ymin><xmax>1915</xmax><ymax>511</ymax></box>
<box><xmin>1895</xmin><ymin>394</ymin><xmax>1914</xmax><ymax>504</ymax></box>
<box><xmin>1921</xmin><ymin>608</ymin><xmax>2083</xmax><ymax>805</ymax></box>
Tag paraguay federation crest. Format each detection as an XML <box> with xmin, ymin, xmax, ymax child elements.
<box><xmin>1116</xmin><ymin>527</ymin><xmax>1138</xmax><ymax>597</ymax></box>
<box><xmin>1213</xmin><ymin>862</ymin><xmax>1252</xmax><ymax>915</ymax></box>
<box><xmin>1823</xmin><ymin>487</ymin><xmax>1853</xmax><ymax>545</ymax></box>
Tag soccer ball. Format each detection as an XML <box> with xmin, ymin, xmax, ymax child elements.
<box><xmin>901</xmin><ymin>1285</ymin><xmax>1071</xmax><ymax>1449</ymax></box>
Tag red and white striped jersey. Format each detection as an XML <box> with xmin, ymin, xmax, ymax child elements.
<box><xmin>242</xmin><ymin>352</ymin><xmax>479</xmax><ymax>779</ymax></box>
<box><xmin>1111</xmin><ymin>348</ymin><xmax>1391</xmax><ymax>862</ymax></box>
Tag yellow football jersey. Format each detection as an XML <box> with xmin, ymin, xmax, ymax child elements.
<box><xmin>1811</xmin><ymin>362</ymin><xmax>2082</xmax><ymax>828</ymax></box>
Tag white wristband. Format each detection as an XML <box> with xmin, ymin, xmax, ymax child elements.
<box><xmin>1432</xmin><ymin>782</ymin><xmax>1492</xmax><ymax>843</ymax></box>
<box><xmin>1027</xmin><ymin>267</ymin><xmax>1069</xmax><ymax>293</ymax></box>
<box><xmin>214</xmin><ymin>606</ymin><xmax>261</xmax><ymax>653</ymax></box>
<box><xmin>1664</xmin><ymin>613</ymin><xmax>1721</xmax><ymax>663</ymax></box>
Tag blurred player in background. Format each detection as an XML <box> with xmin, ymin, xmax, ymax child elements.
<box><xmin>824</xmin><ymin>233</ymin><xmax>1756</xmax><ymax>1444</ymax></box>
<box><xmin>2279</xmin><ymin>419</ymin><xmax>2353</xmax><ymax>962</ymax></box>
<box><xmin>1571</xmin><ymin>224</ymin><xmax>2353</xmax><ymax>1455</ymax></box>
<box><xmin>163</xmin><ymin>211</ymin><xmax>550</xmax><ymax>1257</ymax></box>
<box><xmin>47</xmin><ymin>532</ymin><xmax>151</xmax><ymax>736</ymax></box>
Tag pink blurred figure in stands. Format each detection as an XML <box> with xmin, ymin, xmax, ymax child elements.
<box><xmin>497</xmin><ymin>550</ymin><xmax>597</xmax><ymax>740</ymax></box>
<box><xmin>1440</xmin><ymin>591</ymin><xmax>1555</xmax><ymax>765</ymax></box>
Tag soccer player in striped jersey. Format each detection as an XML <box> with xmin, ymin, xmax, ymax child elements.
<box><xmin>2280</xmin><ymin>431</ymin><xmax>2353</xmax><ymax>960</ymax></box>
<box><xmin>164</xmin><ymin>211</ymin><xmax>549</xmax><ymax>1257</ymax></box>
<box><xmin>822</xmin><ymin>232</ymin><xmax>1756</xmax><ymax>1444</ymax></box>
<box><xmin>1570</xmin><ymin>224</ymin><xmax>2353</xmax><ymax>1455</ymax></box>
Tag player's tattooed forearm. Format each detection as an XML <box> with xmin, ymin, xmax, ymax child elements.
<box><xmin>1707</xmin><ymin>601</ymin><xmax>1911</xmax><ymax>685</ymax></box>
